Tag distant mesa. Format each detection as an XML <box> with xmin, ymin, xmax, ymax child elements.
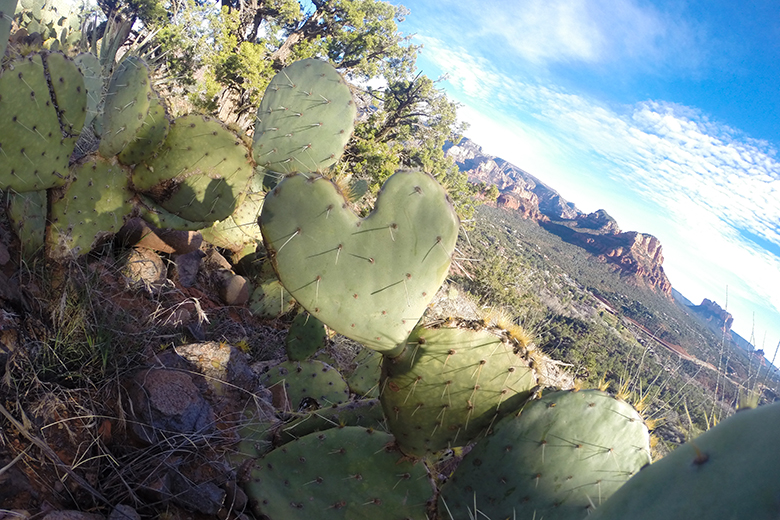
<box><xmin>445</xmin><ymin>138</ymin><xmax>672</xmax><ymax>296</ymax></box>
<box><xmin>692</xmin><ymin>298</ymin><xmax>734</xmax><ymax>333</ymax></box>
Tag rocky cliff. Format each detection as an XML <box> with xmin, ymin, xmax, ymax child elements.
<box><xmin>692</xmin><ymin>298</ymin><xmax>734</xmax><ymax>333</ymax></box>
<box><xmin>446</xmin><ymin>138</ymin><xmax>673</xmax><ymax>297</ymax></box>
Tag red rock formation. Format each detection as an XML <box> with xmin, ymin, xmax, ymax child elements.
<box><xmin>694</xmin><ymin>298</ymin><xmax>734</xmax><ymax>332</ymax></box>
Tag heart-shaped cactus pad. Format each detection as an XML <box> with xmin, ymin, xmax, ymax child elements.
<box><xmin>260</xmin><ymin>170</ymin><xmax>459</xmax><ymax>353</ymax></box>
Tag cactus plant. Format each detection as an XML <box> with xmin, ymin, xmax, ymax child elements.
<box><xmin>253</xmin><ymin>58</ymin><xmax>356</xmax><ymax>187</ymax></box>
<box><xmin>247</xmin><ymin>278</ymin><xmax>296</xmax><ymax>318</ymax></box>
<box><xmin>48</xmin><ymin>155</ymin><xmax>134</xmax><ymax>259</ymax></box>
<box><xmin>246</xmin><ymin>426</ymin><xmax>434</xmax><ymax>520</ymax></box>
<box><xmin>285</xmin><ymin>311</ymin><xmax>328</xmax><ymax>361</ymax></box>
<box><xmin>5</xmin><ymin>189</ymin><xmax>46</xmax><ymax>258</ymax></box>
<box><xmin>0</xmin><ymin>53</ymin><xmax>83</xmax><ymax>192</ymax></box>
<box><xmin>346</xmin><ymin>347</ymin><xmax>382</xmax><ymax>398</ymax></box>
<box><xmin>439</xmin><ymin>389</ymin><xmax>652</xmax><ymax>520</ymax></box>
<box><xmin>260</xmin><ymin>359</ymin><xmax>350</xmax><ymax>412</ymax></box>
<box><xmin>132</xmin><ymin>114</ymin><xmax>254</xmax><ymax>224</ymax></box>
<box><xmin>381</xmin><ymin>323</ymin><xmax>538</xmax><ymax>457</ymax></box>
<box><xmin>260</xmin><ymin>170</ymin><xmax>460</xmax><ymax>354</ymax></box>
<box><xmin>1</xmin><ymin>0</ymin><xmax>18</xmax><ymax>60</ymax></box>
<box><xmin>117</xmin><ymin>90</ymin><xmax>170</xmax><ymax>166</ymax></box>
<box><xmin>588</xmin><ymin>400</ymin><xmax>780</xmax><ymax>520</ymax></box>
<box><xmin>275</xmin><ymin>398</ymin><xmax>386</xmax><ymax>445</ymax></box>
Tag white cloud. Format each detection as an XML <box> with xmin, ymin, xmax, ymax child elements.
<box><xmin>418</xmin><ymin>37</ymin><xmax>780</xmax><ymax>345</ymax></box>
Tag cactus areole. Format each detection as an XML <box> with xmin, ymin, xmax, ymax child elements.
<box><xmin>259</xmin><ymin>170</ymin><xmax>459</xmax><ymax>354</ymax></box>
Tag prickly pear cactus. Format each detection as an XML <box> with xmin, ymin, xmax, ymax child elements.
<box><xmin>439</xmin><ymin>389</ymin><xmax>652</xmax><ymax>520</ymax></box>
<box><xmin>260</xmin><ymin>170</ymin><xmax>459</xmax><ymax>354</ymax></box>
<box><xmin>131</xmin><ymin>114</ymin><xmax>254</xmax><ymax>224</ymax></box>
<box><xmin>247</xmin><ymin>278</ymin><xmax>296</xmax><ymax>318</ymax></box>
<box><xmin>276</xmin><ymin>398</ymin><xmax>385</xmax><ymax>445</ymax></box>
<box><xmin>381</xmin><ymin>324</ymin><xmax>537</xmax><ymax>457</ymax></box>
<box><xmin>199</xmin><ymin>174</ymin><xmax>264</xmax><ymax>253</ymax></box>
<box><xmin>246</xmin><ymin>426</ymin><xmax>433</xmax><ymax>520</ymax></box>
<box><xmin>0</xmin><ymin>0</ymin><xmax>18</xmax><ymax>60</ymax></box>
<box><xmin>253</xmin><ymin>58</ymin><xmax>356</xmax><ymax>185</ymax></box>
<box><xmin>48</xmin><ymin>155</ymin><xmax>134</xmax><ymax>259</ymax></box>
<box><xmin>346</xmin><ymin>348</ymin><xmax>382</xmax><ymax>398</ymax></box>
<box><xmin>285</xmin><ymin>312</ymin><xmax>328</xmax><ymax>361</ymax></box>
<box><xmin>260</xmin><ymin>359</ymin><xmax>349</xmax><ymax>412</ymax></box>
<box><xmin>45</xmin><ymin>52</ymin><xmax>87</xmax><ymax>137</ymax></box>
<box><xmin>136</xmin><ymin>194</ymin><xmax>211</xmax><ymax>231</ymax></box>
<box><xmin>117</xmin><ymin>90</ymin><xmax>170</xmax><ymax>166</ymax></box>
<box><xmin>73</xmin><ymin>53</ymin><xmax>102</xmax><ymax>132</ymax></box>
<box><xmin>0</xmin><ymin>53</ymin><xmax>82</xmax><ymax>192</ymax></box>
<box><xmin>98</xmin><ymin>56</ymin><xmax>153</xmax><ymax>158</ymax></box>
<box><xmin>6</xmin><ymin>189</ymin><xmax>47</xmax><ymax>258</ymax></box>
<box><xmin>589</xmin><ymin>400</ymin><xmax>780</xmax><ymax>520</ymax></box>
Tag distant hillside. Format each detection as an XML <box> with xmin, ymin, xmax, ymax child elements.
<box><xmin>446</xmin><ymin>138</ymin><xmax>672</xmax><ymax>296</ymax></box>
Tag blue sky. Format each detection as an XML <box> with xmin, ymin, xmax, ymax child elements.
<box><xmin>388</xmin><ymin>0</ymin><xmax>780</xmax><ymax>358</ymax></box>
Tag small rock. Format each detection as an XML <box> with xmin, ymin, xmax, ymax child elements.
<box><xmin>41</xmin><ymin>512</ymin><xmax>104</xmax><ymax>520</ymax></box>
<box><xmin>170</xmin><ymin>473</ymin><xmax>226</xmax><ymax>515</ymax></box>
<box><xmin>117</xmin><ymin>218</ymin><xmax>203</xmax><ymax>255</ymax></box>
<box><xmin>214</xmin><ymin>270</ymin><xmax>251</xmax><ymax>306</ymax></box>
<box><xmin>121</xmin><ymin>247</ymin><xmax>167</xmax><ymax>291</ymax></box>
<box><xmin>175</xmin><ymin>250</ymin><xmax>206</xmax><ymax>288</ymax></box>
<box><xmin>108</xmin><ymin>506</ymin><xmax>139</xmax><ymax>520</ymax></box>
<box><xmin>128</xmin><ymin>368</ymin><xmax>215</xmax><ymax>444</ymax></box>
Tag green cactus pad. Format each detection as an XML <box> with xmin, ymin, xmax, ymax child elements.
<box><xmin>45</xmin><ymin>52</ymin><xmax>87</xmax><ymax>137</ymax></box>
<box><xmin>260</xmin><ymin>170</ymin><xmax>459</xmax><ymax>353</ymax></box>
<box><xmin>6</xmin><ymin>189</ymin><xmax>47</xmax><ymax>258</ymax></box>
<box><xmin>48</xmin><ymin>155</ymin><xmax>134</xmax><ymax>259</ymax></box>
<box><xmin>136</xmin><ymin>194</ymin><xmax>211</xmax><ymax>231</ymax></box>
<box><xmin>381</xmin><ymin>325</ymin><xmax>537</xmax><ymax>457</ymax></box>
<box><xmin>98</xmin><ymin>56</ymin><xmax>153</xmax><ymax>157</ymax></box>
<box><xmin>247</xmin><ymin>278</ymin><xmax>296</xmax><ymax>318</ymax></box>
<box><xmin>117</xmin><ymin>91</ymin><xmax>169</xmax><ymax>165</ymax></box>
<box><xmin>253</xmin><ymin>58</ymin><xmax>356</xmax><ymax>185</ymax></box>
<box><xmin>0</xmin><ymin>54</ymin><xmax>73</xmax><ymax>192</ymax></box>
<box><xmin>440</xmin><ymin>389</ymin><xmax>652</xmax><ymax>520</ymax></box>
<box><xmin>260</xmin><ymin>359</ymin><xmax>349</xmax><ymax>412</ymax></box>
<box><xmin>589</xmin><ymin>400</ymin><xmax>780</xmax><ymax>520</ymax></box>
<box><xmin>246</xmin><ymin>426</ymin><xmax>433</xmax><ymax>520</ymax></box>
<box><xmin>199</xmin><ymin>175</ymin><xmax>264</xmax><ymax>252</ymax></box>
<box><xmin>346</xmin><ymin>348</ymin><xmax>382</xmax><ymax>398</ymax></box>
<box><xmin>285</xmin><ymin>312</ymin><xmax>328</xmax><ymax>361</ymax></box>
<box><xmin>1</xmin><ymin>0</ymin><xmax>18</xmax><ymax>60</ymax></box>
<box><xmin>276</xmin><ymin>398</ymin><xmax>385</xmax><ymax>446</ymax></box>
<box><xmin>73</xmin><ymin>53</ymin><xmax>102</xmax><ymax>132</ymax></box>
<box><xmin>131</xmin><ymin>114</ymin><xmax>254</xmax><ymax>223</ymax></box>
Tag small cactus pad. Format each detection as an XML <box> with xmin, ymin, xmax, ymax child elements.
<box><xmin>117</xmin><ymin>91</ymin><xmax>169</xmax><ymax>165</ymax></box>
<box><xmin>98</xmin><ymin>56</ymin><xmax>153</xmax><ymax>157</ymax></box>
<box><xmin>6</xmin><ymin>189</ymin><xmax>47</xmax><ymax>258</ymax></box>
<box><xmin>247</xmin><ymin>278</ymin><xmax>296</xmax><ymax>318</ymax></box>
<box><xmin>0</xmin><ymin>0</ymin><xmax>17</xmax><ymax>59</ymax></box>
<box><xmin>285</xmin><ymin>312</ymin><xmax>328</xmax><ymax>361</ymax></box>
<box><xmin>45</xmin><ymin>52</ymin><xmax>87</xmax><ymax>137</ymax></box>
<box><xmin>439</xmin><ymin>389</ymin><xmax>652</xmax><ymax>520</ymax></box>
<box><xmin>276</xmin><ymin>398</ymin><xmax>386</xmax><ymax>445</ymax></box>
<box><xmin>260</xmin><ymin>170</ymin><xmax>459</xmax><ymax>353</ymax></box>
<box><xmin>252</xmin><ymin>58</ymin><xmax>356</xmax><ymax>184</ymax></box>
<box><xmin>381</xmin><ymin>325</ymin><xmax>537</xmax><ymax>457</ymax></box>
<box><xmin>246</xmin><ymin>426</ymin><xmax>433</xmax><ymax>520</ymax></box>
<box><xmin>131</xmin><ymin>114</ymin><xmax>254</xmax><ymax>223</ymax></box>
<box><xmin>589</xmin><ymin>400</ymin><xmax>780</xmax><ymax>520</ymax></box>
<box><xmin>137</xmin><ymin>194</ymin><xmax>210</xmax><ymax>231</ymax></box>
<box><xmin>347</xmin><ymin>348</ymin><xmax>382</xmax><ymax>398</ymax></box>
<box><xmin>48</xmin><ymin>155</ymin><xmax>134</xmax><ymax>259</ymax></box>
<box><xmin>260</xmin><ymin>359</ymin><xmax>349</xmax><ymax>412</ymax></box>
<box><xmin>0</xmin><ymin>54</ymin><xmax>73</xmax><ymax>192</ymax></box>
<box><xmin>73</xmin><ymin>53</ymin><xmax>102</xmax><ymax>132</ymax></box>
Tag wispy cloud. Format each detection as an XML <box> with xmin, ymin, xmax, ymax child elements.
<box><xmin>421</xmin><ymin>0</ymin><xmax>710</xmax><ymax>73</ymax></box>
<box><xmin>419</xmin><ymin>36</ymin><xmax>780</xmax><ymax>341</ymax></box>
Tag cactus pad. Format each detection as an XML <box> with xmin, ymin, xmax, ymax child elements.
<box><xmin>200</xmin><ymin>175</ymin><xmax>265</xmax><ymax>252</ymax></box>
<box><xmin>117</xmin><ymin>91</ymin><xmax>169</xmax><ymax>165</ymax></box>
<box><xmin>381</xmin><ymin>325</ymin><xmax>537</xmax><ymax>457</ymax></box>
<box><xmin>589</xmin><ymin>400</ymin><xmax>780</xmax><ymax>520</ymax></box>
<box><xmin>347</xmin><ymin>348</ymin><xmax>382</xmax><ymax>398</ymax></box>
<box><xmin>6</xmin><ymin>189</ymin><xmax>47</xmax><ymax>258</ymax></box>
<box><xmin>276</xmin><ymin>398</ymin><xmax>386</xmax><ymax>445</ymax></box>
<box><xmin>131</xmin><ymin>114</ymin><xmax>253</xmax><ymax>223</ymax></box>
<box><xmin>440</xmin><ymin>389</ymin><xmax>652</xmax><ymax>520</ymax></box>
<box><xmin>260</xmin><ymin>359</ymin><xmax>349</xmax><ymax>412</ymax></box>
<box><xmin>260</xmin><ymin>170</ymin><xmax>459</xmax><ymax>353</ymax></box>
<box><xmin>247</xmin><ymin>278</ymin><xmax>296</xmax><ymax>318</ymax></box>
<box><xmin>73</xmin><ymin>52</ymin><xmax>102</xmax><ymax>132</ymax></box>
<box><xmin>48</xmin><ymin>155</ymin><xmax>134</xmax><ymax>259</ymax></box>
<box><xmin>253</xmin><ymin>58</ymin><xmax>356</xmax><ymax>184</ymax></box>
<box><xmin>45</xmin><ymin>52</ymin><xmax>87</xmax><ymax>137</ymax></box>
<box><xmin>0</xmin><ymin>0</ymin><xmax>16</xmax><ymax>60</ymax></box>
<box><xmin>285</xmin><ymin>312</ymin><xmax>328</xmax><ymax>361</ymax></box>
<box><xmin>0</xmin><ymin>54</ymin><xmax>73</xmax><ymax>192</ymax></box>
<box><xmin>98</xmin><ymin>56</ymin><xmax>153</xmax><ymax>157</ymax></box>
<box><xmin>246</xmin><ymin>426</ymin><xmax>433</xmax><ymax>520</ymax></box>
